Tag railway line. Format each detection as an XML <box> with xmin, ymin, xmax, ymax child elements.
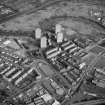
<box><xmin>71</xmin><ymin>98</ymin><xmax>105</xmax><ymax>105</ymax></box>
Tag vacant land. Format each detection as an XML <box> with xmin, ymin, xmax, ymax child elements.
<box><xmin>0</xmin><ymin>0</ymin><xmax>50</xmax><ymax>11</ymax></box>
<box><xmin>0</xmin><ymin>1</ymin><xmax>105</xmax><ymax>34</ymax></box>
<box><xmin>0</xmin><ymin>0</ymin><xmax>105</xmax><ymax>45</ymax></box>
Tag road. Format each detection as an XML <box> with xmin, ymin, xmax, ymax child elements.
<box><xmin>10</xmin><ymin>59</ymin><xmax>50</xmax><ymax>97</ymax></box>
<box><xmin>1</xmin><ymin>0</ymin><xmax>105</xmax><ymax>26</ymax></box>
<box><xmin>0</xmin><ymin>0</ymin><xmax>69</xmax><ymax>24</ymax></box>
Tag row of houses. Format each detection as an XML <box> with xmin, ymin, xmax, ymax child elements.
<box><xmin>0</xmin><ymin>60</ymin><xmax>39</xmax><ymax>87</ymax></box>
<box><xmin>45</xmin><ymin>40</ymin><xmax>82</xmax><ymax>59</ymax></box>
<box><xmin>0</xmin><ymin>46</ymin><xmax>40</xmax><ymax>88</ymax></box>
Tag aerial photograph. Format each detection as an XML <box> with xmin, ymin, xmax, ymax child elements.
<box><xmin>0</xmin><ymin>0</ymin><xmax>105</xmax><ymax>105</ymax></box>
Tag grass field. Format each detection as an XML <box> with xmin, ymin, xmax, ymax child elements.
<box><xmin>0</xmin><ymin>0</ymin><xmax>50</xmax><ymax>12</ymax></box>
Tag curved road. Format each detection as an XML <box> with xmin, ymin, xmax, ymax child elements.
<box><xmin>1</xmin><ymin>0</ymin><xmax>105</xmax><ymax>25</ymax></box>
<box><xmin>0</xmin><ymin>15</ymin><xmax>105</xmax><ymax>39</ymax></box>
<box><xmin>40</xmin><ymin>15</ymin><xmax>105</xmax><ymax>33</ymax></box>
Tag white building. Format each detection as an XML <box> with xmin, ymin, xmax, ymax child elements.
<box><xmin>61</xmin><ymin>41</ymin><xmax>71</xmax><ymax>47</ymax></box>
<box><xmin>57</xmin><ymin>32</ymin><xmax>64</xmax><ymax>43</ymax></box>
<box><xmin>47</xmin><ymin>50</ymin><xmax>61</xmax><ymax>59</ymax></box>
<box><xmin>35</xmin><ymin>28</ymin><xmax>42</xmax><ymax>39</ymax></box>
<box><xmin>40</xmin><ymin>36</ymin><xmax>47</xmax><ymax>48</ymax></box>
<box><xmin>55</xmin><ymin>24</ymin><xmax>62</xmax><ymax>34</ymax></box>
<box><xmin>46</xmin><ymin>47</ymin><xmax>58</xmax><ymax>55</ymax></box>
<box><xmin>64</xmin><ymin>43</ymin><xmax>76</xmax><ymax>51</ymax></box>
<box><xmin>5</xmin><ymin>68</ymin><xmax>16</xmax><ymax>77</ymax></box>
